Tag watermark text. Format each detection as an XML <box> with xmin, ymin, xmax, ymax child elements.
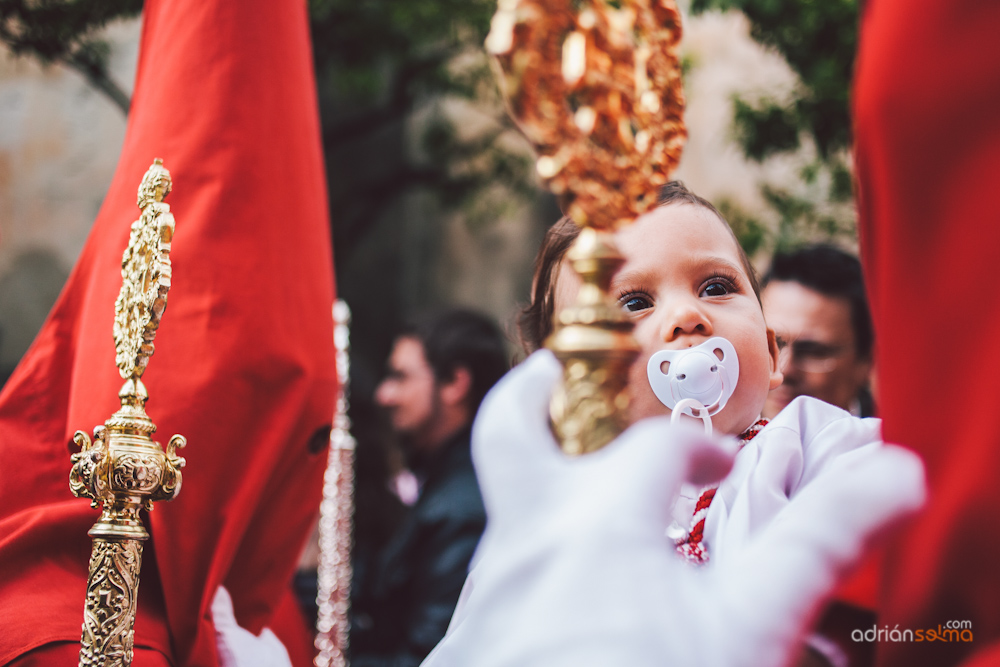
<box><xmin>852</xmin><ymin>622</ymin><xmax>973</xmax><ymax>643</ymax></box>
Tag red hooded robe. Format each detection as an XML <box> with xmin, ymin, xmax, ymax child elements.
<box><xmin>854</xmin><ymin>1</ymin><xmax>1000</xmax><ymax>664</ymax></box>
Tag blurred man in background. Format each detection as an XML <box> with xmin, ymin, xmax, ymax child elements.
<box><xmin>762</xmin><ymin>244</ymin><xmax>875</xmax><ymax>419</ymax></box>
<box><xmin>351</xmin><ymin>308</ymin><xmax>507</xmax><ymax>667</ymax></box>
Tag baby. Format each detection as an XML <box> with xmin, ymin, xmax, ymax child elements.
<box><xmin>522</xmin><ymin>182</ymin><xmax>776</xmax><ymax>431</ymax></box>
<box><xmin>520</xmin><ymin>182</ymin><xmax>885</xmax><ymax>567</ymax></box>
<box><xmin>548</xmin><ymin>183</ymin><xmax>778</xmax><ymax>435</ymax></box>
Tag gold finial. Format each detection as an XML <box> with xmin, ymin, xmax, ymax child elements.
<box><xmin>115</xmin><ymin>157</ymin><xmax>174</xmax><ymax>380</ymax></box>
<box><xmin>489</xmin><ymin>0</ymin><xmax>686</xmax><ymax>453</ymax></box>
<box><xmin>70</xmin><ymin>159</ymin><xmax>186</xmax><ymax>667</ymax></box>
<box><xmin>136</xmin><ymin>157</ymin><xmax>172</xmax><ymax>208</ymax></box>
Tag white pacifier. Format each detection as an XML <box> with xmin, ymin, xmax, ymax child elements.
<box><xmin>646</xmin><ymin>337</ymin><xmax>739</xmax><ymax>435</ymax></box>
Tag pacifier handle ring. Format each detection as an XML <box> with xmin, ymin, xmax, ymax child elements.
<box><xmin>671</xmin><ymin>398</ymin><xmax>713</xmax><ymax>435</ymax></box>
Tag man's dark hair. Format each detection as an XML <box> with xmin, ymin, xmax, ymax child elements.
<box><xmin>401</xmin><ymin>308</ymin><xmax>508</xmax><ymax>413</ymax></box>
<box><xmin>763</xmin><ymin>244</ymin><xmax>874</xmax><ymax>360</ymax></box>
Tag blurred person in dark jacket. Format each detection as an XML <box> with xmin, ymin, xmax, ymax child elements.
<box><xmin>350</xmin><ymin>309</ymin><xmax>508</xmax><ymax>667</ymax></box>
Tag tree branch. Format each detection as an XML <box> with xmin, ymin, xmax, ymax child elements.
<box><xmin>61</xmin><ymin>49</ymin><xmax>130</xmax><ymax>115</ymax></box>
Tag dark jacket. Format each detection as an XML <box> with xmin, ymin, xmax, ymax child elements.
<box><xmin>351</xmin><ymin>427</ymin><xmax>485</xmax><ymax>667</ymax></box>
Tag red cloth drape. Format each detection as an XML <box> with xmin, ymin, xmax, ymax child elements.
<box><xmin>0</xmin><ymin>0</ymin><xmax>336</xmax><ymax>664</ymax></box>
<box><xmin>854</xmin><ymin>1</ymin><xmax>1000</xmax><ymax>664</ymax></box>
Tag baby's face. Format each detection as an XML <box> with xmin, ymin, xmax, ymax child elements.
<box><xmin>554</xmin><ymin>203</ymin><xmax>781</xmax><ymax>436</ymax></box>
<box><xmin>614</xmin><ymin>204</ymin><xmax>781</xmax><ymax>435</ymax></box>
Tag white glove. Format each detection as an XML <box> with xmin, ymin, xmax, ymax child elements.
<box><xmin>423</xmin><ymin>350</ymin><xmax>925</xmax><ymax>667</ymax></box>
<box><xmin>212</xmin><ymin>585</ymin><xmax>293</xmax><ymax>667</ymax></box>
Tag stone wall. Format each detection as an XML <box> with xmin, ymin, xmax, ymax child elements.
<box><xmin>0</xmin><ymin>20</ymin><xmax>140</xmax><ymax>380</ymax></box>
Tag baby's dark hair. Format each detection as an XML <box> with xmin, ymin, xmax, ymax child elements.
<box><xmin>516</xmin><ymin>181</ymin><xmax>761</xmax><ymax>354</ymax></box>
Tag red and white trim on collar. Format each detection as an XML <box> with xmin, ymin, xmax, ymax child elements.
<box><xmin>675</xmin><ymin>419</ymin><xmax>768</xmax><ymax>565</ymax></box>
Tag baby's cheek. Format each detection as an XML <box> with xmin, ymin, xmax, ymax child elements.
<box><xmin>724</xmin><ymin>356</ymin><xmax>772</xmax><ymax>428</ymax></box>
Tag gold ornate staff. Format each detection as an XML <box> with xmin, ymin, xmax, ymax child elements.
<box><xmin>69</xmin><ymin>158</ymin><xmax>186</xmax><ymax>667</ymax></box>
<box><xmin>314</xmin><ymin>299</ymin><xmax>355</xmax><ymax>667</ymax></box>
<box><xmin>486</xmin><ymin>0</ymin><xmax>686</xmax><ymax>454</ymax></box>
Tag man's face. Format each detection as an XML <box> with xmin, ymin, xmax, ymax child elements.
<box><xmin>762</xmin><ymin>280</ymin><xmax>871</xmax><ymax>417</ymax></box>
<box><xmin>375</xmin><ymin>337</ymin><xmax>439</xmax><ymax>444</ymax></box>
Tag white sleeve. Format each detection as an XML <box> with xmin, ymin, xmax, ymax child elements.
<box><xmin>706</xmin><ymin>396</ymin><xmax>884</xmax><ymax>563</ymax></box>
<box><xmin>791</xmin><ymin>396</ymin><xmax>883</xmax><ymax>493</ymax></box>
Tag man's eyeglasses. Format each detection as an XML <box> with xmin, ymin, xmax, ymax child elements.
<box><xmin>776</xmin><ymin>338</ymin><xmax>847</xmax><ymax>373</ymax></box>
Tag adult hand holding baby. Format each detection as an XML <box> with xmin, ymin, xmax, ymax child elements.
<box><xmin>422</xmin><ymin>350</ymin><xmax>925</xmax><ymax>667</ymax></box>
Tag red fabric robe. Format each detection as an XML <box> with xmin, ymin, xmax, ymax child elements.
<box><xmin>854</xmin><ymin>1</ymin><xmax>1000</xmax><ymax>664</ymax></box>
<box><xmin>0</xmin><ymin>0</ymin><xmax>336</xmax><ymax>664</ymax></box>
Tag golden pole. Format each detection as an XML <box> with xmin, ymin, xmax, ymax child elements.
<box><xmin>69</xmin><ymin>159</ymin><xmax>186</xmax><ymax>667</ymax></box>
<box><xmin>487</xmin><ymin>0</ymin><xmax>686</xmax><ymax>453</ymax></box>
<box><xmin>546</xmin><ymin>227</ymin><xmax>639</xmax><ymax>454</ymax></box>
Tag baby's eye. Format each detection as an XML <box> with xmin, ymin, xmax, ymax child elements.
<box><xmin>620</xmin><ymin>294</ymin><xmax>653</xmax><ymax>312</ymax></box>
<box><xmin>699</xmin><ymin>277</ymin><xmax>736</xmax><ymax>297</ymax></box>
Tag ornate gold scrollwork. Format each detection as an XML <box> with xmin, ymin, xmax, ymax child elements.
<box><xmin>79</xmin><ymin>540</ymin><xmax>143</xmax><ymax>667</ymax></box>
<box><xmin>487</xmin><ymin>0</ymin><xmax>686</xmax><ymax>453</ymax></box>
<box><xmin>69</xmin><ymin>159</ymin><xmax>187</xmax><ymax>667</ymax></box>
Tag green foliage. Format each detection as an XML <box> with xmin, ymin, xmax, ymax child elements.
<box><xmin>692</xmin><ymin>0</ymin><xmax>857</xmax><ymax>159</ymax></box>
<box><xmin>0</xmin><ymin>0</ymin><xmax>140</xmax><ymax>61</ymax></box>
<box><xmin>0</xmin><ymin>0</ymin><xmax>141</xmax><ymax>112</ymax></box>
<box><xmin>310</xmin><ymin>0</ymin><xmax>522</xmax><ymax>205</ymax></box>
<box><xmin>691</xmin><ymin>0</ymin><xmax>860</xmax><ymax>249</ymax></box>
<box><xmin>829</xmin><ymin>159</ymin><xmax>853</xmax><ymax>202</ymax></box>
<box><xmin>309</xmin><ymin>0</ymin><xmax>537</xmax><ymax>264</ymax></box>
<box><xmin>310</xmin><ymin>0</ymin><xmax>494</xmax><ymax>110</ymax></box>
<box><xmin>762</xmin><ymin>184</ymin><xmax>851</xmax><ymax>250</ymax></box>
<box><xmin>732</xmin><ymin>96</ymin><xmax>799</xmax><ymax>162</ymax></box>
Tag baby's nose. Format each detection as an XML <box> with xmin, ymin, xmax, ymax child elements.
<box><xmin>661</xmin><ymin>298</ymin><xmax>712</xmax><ymax>341</ymax></box>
